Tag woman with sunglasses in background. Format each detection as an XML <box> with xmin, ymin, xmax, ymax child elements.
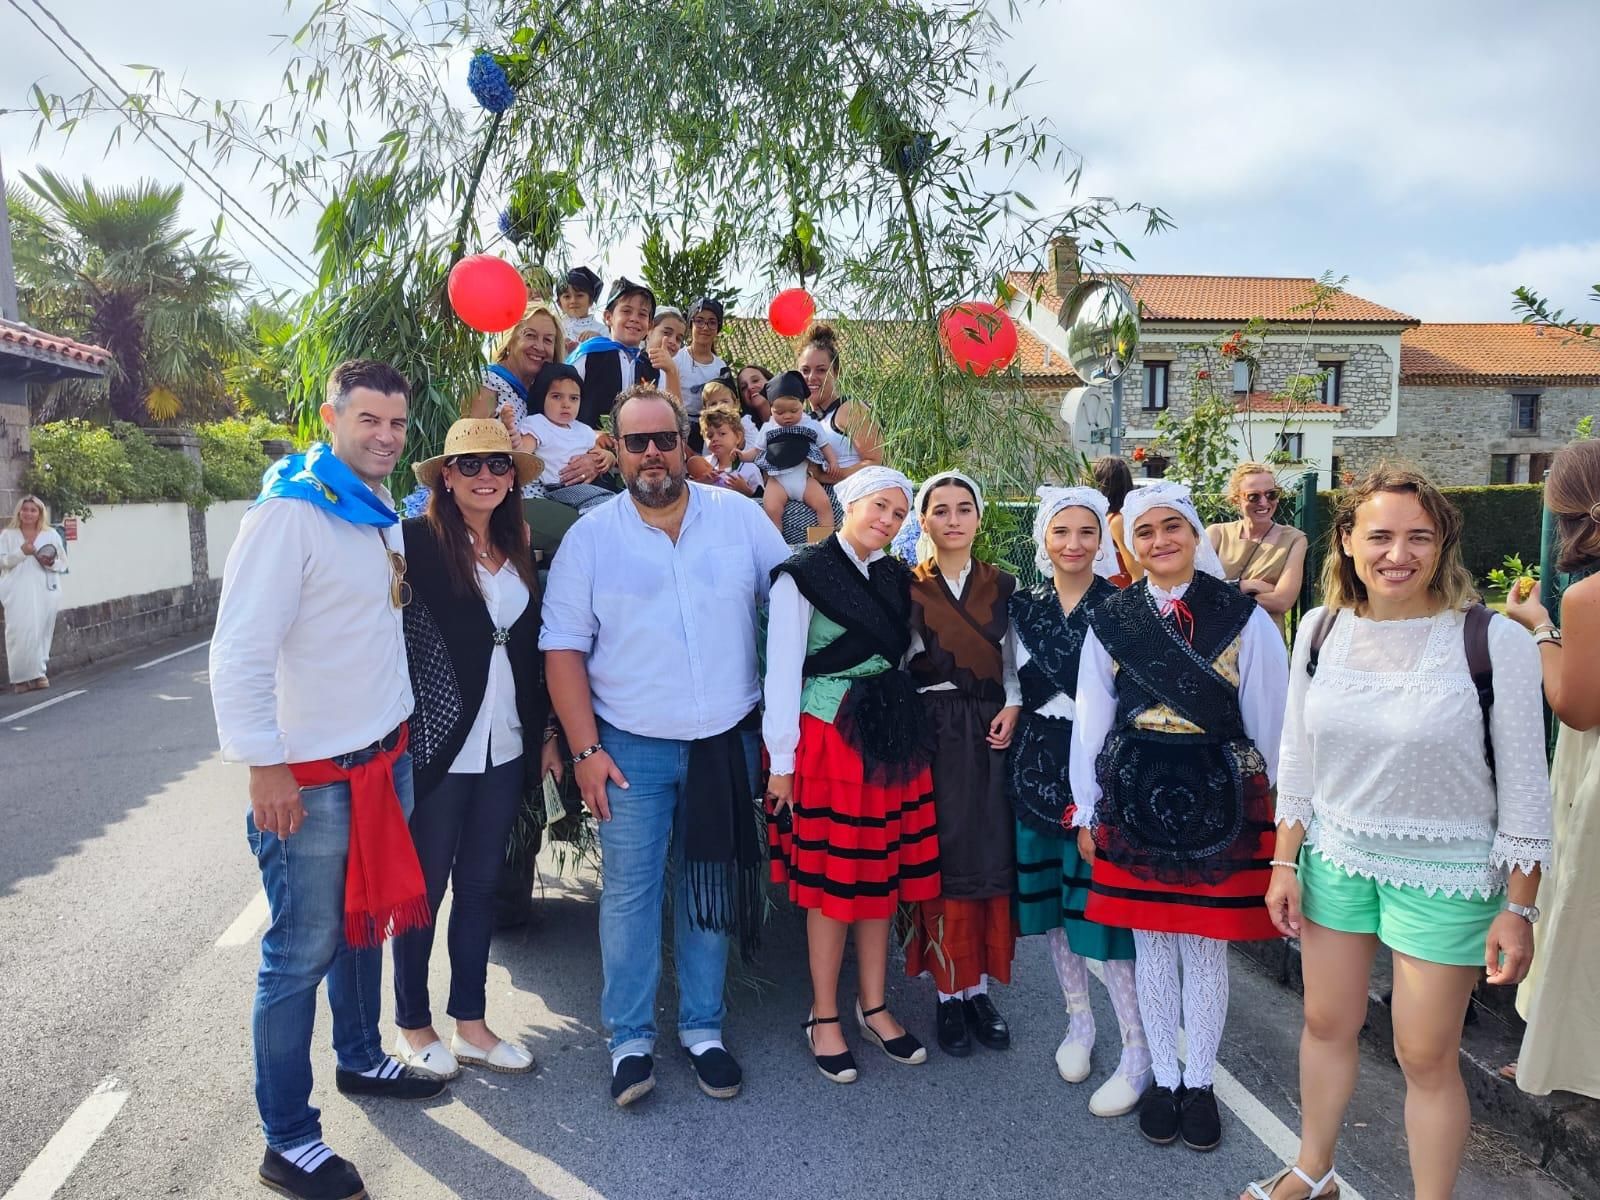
<box><xmin>390</xmin><ymin>419</ymin><xmax>561</xmax><ymax>1081</ymax></box>
<box><xmin>1207</xmin><ymin>462</ymin><xmax>1308</xmax><ymax>636</ymax></box>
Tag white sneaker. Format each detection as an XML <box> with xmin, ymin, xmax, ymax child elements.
<box><xmin>1088</xmin><ymin>1069</ymin><xmax>1147</xmax><ymax>1117</ymax></box>
<box><xmin>393</xmin><ymin>1034</ymin><xmax>461</xmax><ymax>1080</ymax></box>
<box><xmin>451</xmin><ymin>1035</ymin><xmax>536</xmax><ymax>1074</ymax></box>
<box><xmin>1055</xmin><ymin>1034</ymin><xmax>1092</xmax><ymax>1084</ymax></box>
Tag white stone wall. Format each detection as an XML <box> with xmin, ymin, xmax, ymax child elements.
<box><xmin>1390</xmin><ymin>384</ymin><xmax>1600</xmax><ymax>485</ymax></box>
<box><xmin>57</xmin><ymin>502</ymin><xmax>194</xmax><ymax>608</ymax></box>
<box><xmin>203</xmin><ymin>500</ymin><xmax>253</xmax><ymax>581</ymax></box>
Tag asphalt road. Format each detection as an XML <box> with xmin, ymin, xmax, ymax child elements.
<box><xmin>0</xmin><ymin>633</ymin><xmax>1578</xmax><ymax>1199</ymax></box>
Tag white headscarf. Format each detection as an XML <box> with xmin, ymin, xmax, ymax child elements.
<box><xmin>836</xmin><ymin>465</ymin><xmax>915</xmax><ymax>511</ymax></box>
<box><xmin>1119</xmin><ymin>480</ymin><xmax>1227</xmax><ymax>580</ymax></box>
<box><xmin>914</xmin><ymin>470</ymin><xmax>985</xmax><ymax>518</ymax></box>
<box><xmin>1032</xmin><ymin>485</ymin><xmax>1118</xmax><ymax>579</ymax></box>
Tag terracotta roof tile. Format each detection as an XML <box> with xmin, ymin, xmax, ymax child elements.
<box><xmin>716</xmin><ymin>316</ymin><xmax>1076</xmax><ymax>384</ymax></box>
<box><xmin>0</xmin><ymin>317</ymin><xmax>112</xmax><ymax>373</ymax></box>
<box><xmin>1400</xmin><ymin>323</ymin><xmax>1600</xmax><ymax>385</ymax></box>
<box><xmin>1005</xmin><ymin>272</ymin><xmax>1418</xmax><ymax>325</ymax></box>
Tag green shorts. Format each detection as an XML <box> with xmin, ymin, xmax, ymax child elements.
<box><xmin>1298</xmin><ymin>845</ymin><xmax>1499</xmax><ymax>967</ymax></box>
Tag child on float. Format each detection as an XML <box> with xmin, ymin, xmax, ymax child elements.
<box><xmin>698</xmin><ymin>403</ymin><xmax>762</xmax><ymax>497</ymax></box>
<box><xmin>1070</xmin><ymin>480</ymin><xmax>1288</xmax><ymax>1153</ymax></box>
<box><xmin>764</xmin><ymin>466</ymin><xmax>939</xmax><ymax>1084</ymax></box>
<box><xmin>742</xmin><ymin>371</ymin><xmax>838</xmax><ymax>540</ymax></box>
<box><xmin>556</xmin><ymin>265</ymin><xmax>608</xmax><ymax>353</ymax></box>
<box><xmin>1010</xmin><ymin>486</ymin><xmax>1151</xmax><ymax>1117</ymax></box>
<box><xmin>900</xmin><ymin>471</ymin><xmax>1022</xmax><ymax>1057</ymax></box>
<box><xmin>506</xmin><ymin>363</ymin><xmax>617</xmax><ymax>512</ymax></box>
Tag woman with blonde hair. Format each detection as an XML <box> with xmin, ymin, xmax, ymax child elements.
<box><xmin>1242</xmin><ymin>465</ymin><xmax>1551</xmax><ymax>1200</ymax></box>
<box><xmin>1504</xmin><ymin>439</ymin><xmax>1600</xmax><ymax>1102</ymax></box>
<box><xmin>0</xmin><ymin>494</ymin><xmax>67</xmax><ymax>691</ymax></box>
<box><xmin>1207</xmin><ymin>461</ymin><xmax>1307</xmax><ymax>635</ymax></box>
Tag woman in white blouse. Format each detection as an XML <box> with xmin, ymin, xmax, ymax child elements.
<box><xmin>390</xmin><ymin>420</ymin><xmax>563</xmax><ymax>1080</ymax></box>
<box><xmin>1243</xmin><ymin>466</ymin><xmax>1551</xmax><ymax>1200</ymax></box>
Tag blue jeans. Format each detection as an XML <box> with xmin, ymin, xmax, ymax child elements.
<box><xmin>246</xmin><ymin>749</ymin><xmax>414</xmax><ymax>1151</ymax></box>
<box><xmin>597</xmin><ymin>719</ymin><xmax>759</xmax><ymax>1058</ymax></box>
<box><xmin>392</xmin><ymin>755</ymin><xmax>524</xmax><ymax>1027</ymax></box>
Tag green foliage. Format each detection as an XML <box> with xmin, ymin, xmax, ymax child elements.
<box><xmin>1485</xmin><ymin>553</ymin><xmax>1540</xmax><ymax>596</ymax></box>
<box><xmin>1153</xmin><ymin>395</ymin><xmax>1237</xmax><ymax>524</ymax></box>
<box><xmin>1514</xmin><ymin>283</ymin><xmax>1598</xmax><ymax>342</ymax></box>
<box><xmin>196</xmin><ymin>419</ymin><xmax>293</xmax><ymax>500</ymax></box>
<box><xmin>1304</xmin><ymin>485</ymin><xmax>1545</xmax><ymax>599</ymax></box>
<box><xmin>1576</xmin><ymin>415</ymin><xmax>1594</xmax><ymax>441</ymax></box>
<box><xmin>640</xmin><ymin>218</ymin><xmax>741</xmax><ymax>314</ymax></box>
<box><xmin>25</xmin><ymin>420</ymin><xmax>207</xmax><ymax>517</ymax></box>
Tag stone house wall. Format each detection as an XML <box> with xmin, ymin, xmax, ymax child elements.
<box><xmin>1390</xmin><ymin>384</ymin><xmax>1600</xmax><ymax>486</ymax></box>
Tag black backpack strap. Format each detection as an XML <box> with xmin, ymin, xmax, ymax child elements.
<box><xmin>1463</xmin><ymin>603</ymin><xmax>1495</xmax><ymax>782</ymax></box>
<box><xmin>1305</xmin><ymin>608</ymin><xmax>1340</xmax><ymax>677</ymax></box>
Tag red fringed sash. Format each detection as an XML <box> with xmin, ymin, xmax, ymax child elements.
<box><xmin>289</xmin><ymin>724</ymin><xmax>430</xmax><ymax>948</ymax></box>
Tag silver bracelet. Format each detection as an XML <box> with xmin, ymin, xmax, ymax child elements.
<box><xmin>1269</xmin><ymin>859</ymin><xmax>1300</xmax><ymax>872</ymax></box>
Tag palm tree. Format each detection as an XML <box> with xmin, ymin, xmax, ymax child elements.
<box><xmin>9</xmin><ymin>168</ymin><xmax>245</xmax><ymax>424</ymax></box>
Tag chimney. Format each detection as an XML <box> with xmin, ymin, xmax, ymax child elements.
<box><xmin>1050</xmin><ymin>235</ymin><xmax>1081</xmax><ymax>297</ymax></box>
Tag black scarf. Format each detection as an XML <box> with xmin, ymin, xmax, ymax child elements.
<box><xmin>683</xmin><ymin>707</ymin><xmax>765</xmax><ymax>961</ymax></box>
<box><xmin>773</xmin><ymin>537</ymin><xmax>932</xmax><ymax>782</ymax></box>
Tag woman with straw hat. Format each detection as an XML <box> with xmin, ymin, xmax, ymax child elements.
<box><xmin>390</xmin><ymin>419</ymin><xmax>560</xmax><ymax>1081</ymax></box>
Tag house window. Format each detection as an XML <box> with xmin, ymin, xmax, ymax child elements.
<box><xmin>1144</xmin><ymin>454</ymin><xmax>1170</xmax><ymax>479</ymax></box>
<box><xmin>1317</xmin><ymin>361</ymin><xmax>1343</xmax><ymax>405</ymax></box>
<box><xmin>1142</xmin><ymin>362</ymin><xmax>1169</xmax><ymax>411</ymax></box>
<box><xmin>1490</xmin><ymin>453</ymin><xmax>1552</xmax><ymax>484</ymax></box>
<box><xmin>1512</xmin><ymin>392</ymin><xmax>1540</xmax><ymax>434</ymax></box>
<box><xmin>1231</xmin><ymin>361</ymin><xmax>1251</xmax><ymax>393</ymax></box>
<box><xmin>1276</xmin><ymin>431</ymin><xmax>1304</xmax><ymax>460</ymax></box>
<box><xmin>1330</xmin><ymin>454</ymin><xmax>1343</xmax><ymax>484</ymax></box>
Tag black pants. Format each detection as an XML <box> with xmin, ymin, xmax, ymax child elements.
<box><xmin>392</xmin><ymin>755</ymin><xmax>524</xmax><ymax>1028</ymax></box>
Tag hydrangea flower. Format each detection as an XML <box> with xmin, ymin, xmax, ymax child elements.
<box><xmin>468</xmin><ymin>52</ymin><xmax>515</xmax><ymax>114</ymax></box>
<box><xmin>497</xmin><ymin>209</ymin><xmax>515</xmax><ymax>239</ymax></box>
<box><xmin>400</xmin><ymin>485</ymin><xmax>433</xmax><ymax>519</ymax></box>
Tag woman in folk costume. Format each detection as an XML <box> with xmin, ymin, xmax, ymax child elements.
<box><xmin>765</xmin><ymin>466</ymin><xmax>939</xmax><ymax>1084</ymax></box>
<box><xmin>901</xmin><ymin>471</ymin><xmax>1022</xmax><ymax>1056</ymax></box>
<box><xmin>1010</xmin><ymin>486</ymin><xmax>1151</xmax><ymax>1117</ymax></box>
<box><xmin>1070</xmin><ymin>480</ymin><xmax>1289</xmax><ymax>1153</ymax></box>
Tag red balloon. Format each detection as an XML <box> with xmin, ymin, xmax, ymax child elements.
<box><xmin>940</xmin><ymin>301</ymin><xmax>1019</xmax><ymax>375</ymax></box>
<box><xmin>447</xmin><ymin>255</ymin><xmax>529</xmax><ymax>333</ymax></box>
<box><xmin>768</xmin><ymin>288</ymin><xmax>816</xmax><ymax>337</ymax></box>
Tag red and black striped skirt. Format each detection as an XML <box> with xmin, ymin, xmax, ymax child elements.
<box><xmin>768</xmin><ymin>714</ymin><xmax>941</xmax><ymax>923</ymax></box>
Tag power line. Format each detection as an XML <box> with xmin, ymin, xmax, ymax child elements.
<box><xmin>9</xmin><ymin>0</ymin><xmax>320</xmax><ymax>287</ymax></box>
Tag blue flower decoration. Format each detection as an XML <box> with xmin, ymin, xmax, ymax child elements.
<box><xmin>468</xmin><ymin>52</ymin><xmax>515</xmax><ymax>114</ymax></box>
<box><xmin>400</xmin><ymin>485</ymin><xmax>432</xmax><ymax>519</ymax></box>
<box><xmin>891</xmin><ymin>509</ymin><xmax>923</xmax><ymax>562</ymax></box>
<box><xmin>497</xmin><ymin>209</ymin><xmax>514</xmax><ymax>238</ymax></box>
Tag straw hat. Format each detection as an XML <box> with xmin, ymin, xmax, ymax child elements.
<box><xmin>412</xmin><ymin>419</ymin><xmax>542</xmax><ymax>488</ymax></box>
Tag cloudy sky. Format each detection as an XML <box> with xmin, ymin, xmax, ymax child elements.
<box><xmin>3</xmin><ymin>0</ymin><xmax>1596</xmax><ymax>323</ymax></box>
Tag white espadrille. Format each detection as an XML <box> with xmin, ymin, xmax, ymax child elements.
<box><xmin>1055</xmin><ymin>1033</ymin><xmax>1092</xmax><ymax>1084</ymax></box>
<box><xmin>451</xmin><ymin>1035</ymin><xmax>535</xmax><ymax>1075</ymax></box>
<box><xmin>1088</xmin><ymin>1069</ymin><xmax>1146</xmax><ymax>1117</ymax></box>
<box><xmin>393</xmin><ymin>1035</ymin><xmax>461</xmax><ymax>1081</ymax></box>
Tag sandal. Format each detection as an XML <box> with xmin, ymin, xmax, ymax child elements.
<box><xmin>855</xmin><ymin>1001</ymin><xmax>927</xmax><ymax>1065</ymax></box>
<box><xmin>1245</xmin><ymin>1164</ymin><xmax>1340</xmax><ymax>1199</ymax></box>
<box><xmin>802</xmin><ymin>1012</ymin><xmax>858</xmax><ymax>1084</ymax></box>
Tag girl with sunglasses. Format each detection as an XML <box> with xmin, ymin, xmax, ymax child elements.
<box><xmin>390</xmin><ymin>419</ymin><xmax>560</xmax><ymax>1082</ymax></box>
<box><xmin>1207</xmin><ymin>462</ymin><xmax>1308</xmax><ymax>636</ymax></box>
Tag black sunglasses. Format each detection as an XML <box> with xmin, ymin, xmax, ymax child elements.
<box><xmin>620</xmin><ymin>431</ymin><xmax>681</xmax><ymax>454</ymax></box>
<box><xmin>451</xmin><ymin>454</ymin><xmax>514</xmax><ymax>477</ymax></box>
<box><xmin>1244</xmin><ymin>489</ymin><xmax>1280</xmax><ymax>504</ymax></box>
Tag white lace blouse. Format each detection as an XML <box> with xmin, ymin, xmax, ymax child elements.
<box><xmin>1277</xmin><ymin>606</ymin><xmax>1553</xmax><ymax>898</ymax></box>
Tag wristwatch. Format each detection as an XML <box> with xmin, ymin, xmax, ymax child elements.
<box><xmin>1504</xmin><ymin>901</ymin><xmax>1540</xmax><ymax>924</ymax></box>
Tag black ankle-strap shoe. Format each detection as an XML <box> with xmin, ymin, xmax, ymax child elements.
<box><xmin>258</xmin><ymin>1147</ymin><xmax>366</xmax><ymax>1200</ymax></box>
<box><xmin>803</xmin><ymin>1012</ymin><xmax>858</xmax><ymax>1084</ymax></box>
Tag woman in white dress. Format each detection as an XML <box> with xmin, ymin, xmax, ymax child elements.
<box><xmin>1242</xmin><ymin>465</ymin><xmax>1551</xmax><ymax>1200</ymax></box>
<box><xmin>1505</xmin><ymin>439</ymin><xmax>1600</xmax><ymax>1102</ymax></box>
<box><xmin>0</xmin><ymin>494</ymin><xmax>67</xmax><ymax>691</ymax></box>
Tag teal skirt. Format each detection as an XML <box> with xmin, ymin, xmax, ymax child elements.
<box><xmin>1014</xmin><ymin>821</ymin><xmax>1135</xmax><ymax>961</ymax></box>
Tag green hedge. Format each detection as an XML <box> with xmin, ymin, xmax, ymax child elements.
<box><xmin>1304</xmin><ymin>484</ymin><xmax>1544</xmax><ymax>597</ymax></box>
<box><xmin>26</xmin><ymin>417</ymin><xmax>297</xmax><ymax>518</ymax></box>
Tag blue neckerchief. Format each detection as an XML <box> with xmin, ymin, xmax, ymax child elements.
<box><xmin>567</xmin><ymin>336</ymin><xmax>641</xmax><ymax>365</ymax></box>
<box><xmin>484</xmin><ymin>363</ymin><xmax>528</xmax><ymax>400</ymax></box>
<box><xmin>256</xmin><ymin>442</ymin><xmax>398</xmax><ymax>527</ymax></box>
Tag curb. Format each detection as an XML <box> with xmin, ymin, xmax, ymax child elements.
<box><xmin>1235</xmin><ymin>937</ymin><xmax>1600</xmax><ymax>1200</ymax></box>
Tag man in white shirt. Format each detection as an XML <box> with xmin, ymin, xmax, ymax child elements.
<box><xmin>210</xmin><ymin>360</ymin><xmax>443</xmax><ymax>1200</ymax></box>
<box><xmin>673</xmin><ymin>296</ymin><xmax>729</xmax><ymax>420</ymax></box>
<box><xmin>541</xmin><ymin>383</ymin><xmax>791</xmax><ymax>1108</ymax></box>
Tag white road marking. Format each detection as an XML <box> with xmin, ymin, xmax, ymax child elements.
<box><xmin>1086</xmin><ymin>959</ymin><xmax>1367</xmax><ymax>1200</ymax></box>
<box><xmin>133</xmin><ymin>640</ymin><xmax>210</xmax><ymax>670</ymax></box>
<box><xmin>2</xmin><ymin>1076</ymin><xmax>128</xmax><ymax>1200</ymax></box>
<box><xmin>215</xmin><ymin>890</ymin><xmax>270</xmax><ymax>947</ymax></box>
<box><xmin>1</xmin><ymin>690</ymin><xmax>87</xmax><ymax>724</ymax></box>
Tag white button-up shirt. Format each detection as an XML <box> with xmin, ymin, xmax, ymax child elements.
<box><xmin>540</xmin><ymin>484</ymin><xmax>791</xmax><ymax>740</ymax></box>
<box><xmin>448</xmin><ymin>562</ymin><xmax>531</xmax><ymax>774</ymax></box>
<box><xmin>210</xmin><ymin>495</ymin><xmax>414</xmax><ymax>766</ymax></box>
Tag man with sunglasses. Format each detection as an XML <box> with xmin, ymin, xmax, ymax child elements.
<box><xmin>541</xmin><ymin>383</ymin><xmax>791</xmax><ymax>1108</ymax></box>
<box><xmin>211</xmin><ymin>360</ymin><xmax>444</xmax><ymax>1200</ymax></box>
